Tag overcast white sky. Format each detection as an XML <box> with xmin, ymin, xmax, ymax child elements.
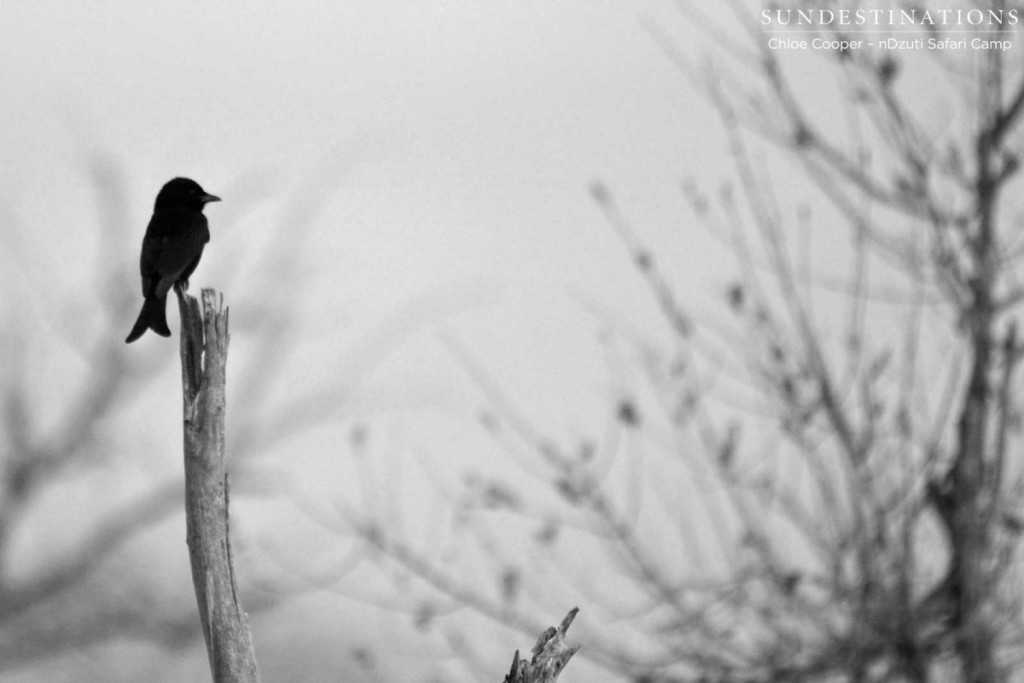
<box><xmin>0</xmin><ymin>2</ymin><xmax>763</xmax><ymax>681</ymax></box>
<box><xmin>1</xmin><ymin>0</ymin><xmax>743</xmax><ymax>434</ymax></box>
<box><xmin>9</xmin><ymin>0</ymin><xmax>1007</xmax><ymax>679</ymax></box>
<box><xmin>5</xmin><ymin>0</ymin><xmax>1018</xmax><ymax>678</ymax></box>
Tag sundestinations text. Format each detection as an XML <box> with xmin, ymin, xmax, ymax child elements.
<box><xmin>761</xmin><ymin>8</ymin><xmax>1019</xmax><ymax>27</ymax></box>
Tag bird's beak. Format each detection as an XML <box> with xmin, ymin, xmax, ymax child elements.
<box><xmin>201</xmin><ymin>193</ymin><xmax>221</xmax><ymax>204</ymax></box>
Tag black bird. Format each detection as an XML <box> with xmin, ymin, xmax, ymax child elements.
<box><xmin>125</xmin><ymin>178</ymin><xmax>221</xmax><ymax>343</ymax></box>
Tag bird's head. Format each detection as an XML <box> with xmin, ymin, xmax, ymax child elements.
<box><xmin>154</xmin><ymin>177</ymin><xmax>221</xmax><ymax>211</ymax></box>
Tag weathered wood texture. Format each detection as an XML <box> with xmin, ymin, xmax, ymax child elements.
<box><xmin>176</xmin><ymin>287</ymin><xmax>260</xmax><ymax>683</ymax></box>
<box><xmin>503</xmin><ymin>608</ymin><xmax>580</xmax><ymax>683</ymax></box>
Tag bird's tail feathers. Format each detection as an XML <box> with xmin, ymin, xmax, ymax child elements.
<box><xmin>125</xmin><ymin>296</ymin><xmax>171</xmax><ymax>343</ymax></box>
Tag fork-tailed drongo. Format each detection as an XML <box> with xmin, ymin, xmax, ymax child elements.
<box><xmin>125</xmin><ymin>177</ymin><xmax>220</xmax><ymax>344</ymax></box>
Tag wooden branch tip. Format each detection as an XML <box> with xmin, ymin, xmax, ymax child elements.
<box><xmin>503</xmin><ymin>608</ymin><xmax>580</xmax><ymax>683</ymax></box>
<box><xmin>201</xmin><ymin>288</ymin><xmax>221</xmax><ymax>314</ymax></box>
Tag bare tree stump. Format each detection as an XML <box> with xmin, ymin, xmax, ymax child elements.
<box><xmin>176</xmin><ymin>286</ymin><xmax>260</xmax><ymax>683</ymax></box>
<box><xmin>503</xmin><ymin>608</ymin><xmax>580</xmax><ymax>683</ymax></box>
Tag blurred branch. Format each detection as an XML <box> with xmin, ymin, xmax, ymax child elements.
<box><xmin>0</xmin><ymin>480</ymin><xmax>179</xmax><ymax>620</ymax></box>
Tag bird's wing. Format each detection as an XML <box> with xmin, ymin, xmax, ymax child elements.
<box><xmin>153</xmin><ymin>243</ymin><xmax>206</xmax><ymax>298</ymax></box>
<box><xmin>142</xmin><ymin>210</ymin><xmax>210</xmax><ymax>298</ymax></box>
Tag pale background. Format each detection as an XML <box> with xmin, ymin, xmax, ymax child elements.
<box><xmin>0</xmin><ymin>2</ymin><xmax>795</xmax><ymax>682</ymax></box>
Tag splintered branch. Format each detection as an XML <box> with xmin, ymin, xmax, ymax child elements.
<box><xmin>502</xmin><ymin>608</ymin><xmax>581</xmax><ymax>683</ymax></box>
<box><xmin>176</xmin><ymin>286</ymin><xmax>260</xmax><ymax>683</ymax></box>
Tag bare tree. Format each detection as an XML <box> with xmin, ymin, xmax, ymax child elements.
<box><xmin>290</xmin><ymin>1</ymin><xmax>1024</xmax><ymax>681</ymax></box>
